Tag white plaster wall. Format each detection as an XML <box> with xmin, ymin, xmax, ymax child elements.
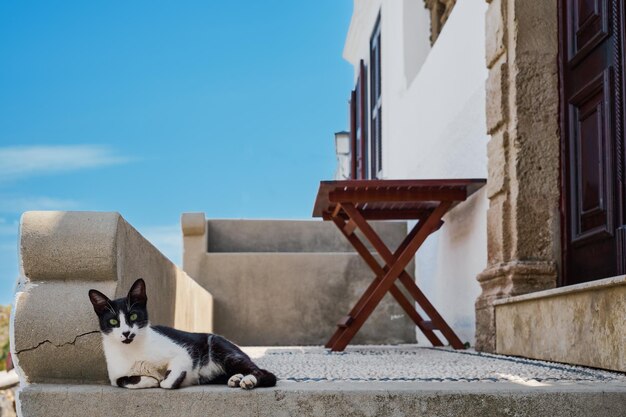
<box><xmin>343</xmin><ymin>0</ymin><xmax>488</xmax><ymax>345</ymax></box>
<box><xmin>402</xmin><ymin>0</ymin><xmax>431</xmax><ymax>87</ymax></box>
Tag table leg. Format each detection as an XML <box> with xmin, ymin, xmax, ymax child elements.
<box><xmin>327</xmin><ymin>216</ymin><xmax>444</xmax><ymax>348</ymax></box>
<box><xmin>329</xmin><ymin>202</ymin><xmax>451</xmax><ymax>352</ymax></box>
<box><xmin>342</xmin><ymin>203</ymin><xmax>465</xmax><ymax>350</ymax></box>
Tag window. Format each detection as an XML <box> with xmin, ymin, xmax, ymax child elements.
<box><xmin>370</xmin><ymin>16</ymin><xmax>382</xmax><ymax>178</ymax></box>
<box><xmin>350</xmin><ymin>60</ymin><xmax>368</xmax><ymax>179</ymax></box>
<box><xmin>348</xmin><ymin>17</ymin><xmax>381</xmax><ymax>179</ymax></box>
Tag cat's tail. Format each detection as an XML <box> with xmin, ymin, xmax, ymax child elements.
<box><xmin>253</xmin><ymin>369</ymin><xmax>277</xmax><ymax>387</ymax></box>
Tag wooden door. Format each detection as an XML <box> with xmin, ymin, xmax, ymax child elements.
<box><xmin>560</xmin><ymin>0</ymin><xmax>626</xmax><ymax>285</ymax></box>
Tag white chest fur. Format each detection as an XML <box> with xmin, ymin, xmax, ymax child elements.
<box><xmin>101</xmin><ymin>326</ymin><xmax>223</xmax><ymax>386</ymax></box>
<box><xmin>102</xmin><ymin>326</ymin><xmax>190</xmax><ymax>384</ymax></box>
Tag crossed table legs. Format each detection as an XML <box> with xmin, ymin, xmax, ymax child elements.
<box><xmin>325</xmin><ymin>201</ymin><xmax>465</xmax><ymax>352</ymax></box>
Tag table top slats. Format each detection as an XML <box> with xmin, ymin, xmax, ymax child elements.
<box><xmin>313</xmin><ymin>179</ymin><xmax>486</xmax><ymax>220</ymax></box>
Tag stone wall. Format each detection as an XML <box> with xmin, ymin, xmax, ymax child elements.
<box><xmin>475</xmin><ymin>0</ymin><xmax>561</xmax><ymax>352</ymax></box>
<box><xmin>182</xmin><ymin>214</ymin><xmax>418</xmax><ymax>346</ymax></box>
<box><xmin>12</xmin><ymin>211</ymin><xmax>213</xmax><ymax>384</ymax></box>
<box><xmin>424</xmin><ymin>0</ymin><xmax>457</xmax><ymax>45</ymax></box>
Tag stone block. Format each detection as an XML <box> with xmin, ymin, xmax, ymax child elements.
<box><xmin>20</xmin><ymin>211</ymin><xmax>119</xmax><ymax>282</ymax></box>
<box><xmin>485</xmin><ymin>0</ymin><xmax>505</xmax><ymax>68</ymax></box>
<box><xmin>495</xmin><ymin>275</ymin><xmax>626</xmax><ymax>372</ymax></box>
<box><xmin>485</xmin><ymin>59</ymin><xmax>508</xmax><ymax>134</ymax></box>
<box><xmin>486</xmin><ymin>197</ymin><xmax>507</xmax><ymax>265</ymax></box>
<box><xmin>474</xmin><ymin>305</ymin><xmax>495</xmax><ymax>352</ymax></box>
<box><xmin>181</xmin><ymin>212</ymin><xmax>206</xmax><ymax>236</ymax></box>
<box><xmin>476</xmin><ymin>260</ymin><xmax>556</xmax><ymax>353</ymax></box>
<box><xmin>486</xmin><ymin>131</ymin><xmax>508</xmax><ymax>199</ymax></box>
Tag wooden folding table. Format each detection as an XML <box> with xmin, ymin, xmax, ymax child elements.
<box><xmin>312</xmin><ymin>179</ymin><xmax>486</xmax><ymax>352</ymax></box>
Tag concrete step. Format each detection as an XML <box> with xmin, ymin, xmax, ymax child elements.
<box><xmin>19</xmin><ymin>346</ymin><xmax>626</xmax><ymax>416</ymax></box>
<box><xmin>19</xmin><ymin>381</ymin><xmax>626</xmax><ymax>417</ymax></box>
<box><xmin>206</xmin><ymin>219</ymin><xmax>407</xmax><ymax>253</ymax></box>
<box><xmin>198</xmin><ymin>252</ymin><xmax>416</xmax><ymax>346</ymax></box>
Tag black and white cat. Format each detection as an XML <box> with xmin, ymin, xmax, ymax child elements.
<box><xmin>88</xmin><ymin>278</ymin><xmax>277</xmax><ymax>390</ymax></box>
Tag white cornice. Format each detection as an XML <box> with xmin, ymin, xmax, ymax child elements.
<box><xmin>343</xmin><ymin>0</ymin><xmax>382</xmax><ymax>66</ymax></box>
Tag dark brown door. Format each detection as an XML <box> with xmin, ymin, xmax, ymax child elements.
<box><xmin>560</xmin><ymin>0</ymin><xmax>626</xmax><ymax>285</ymax></box>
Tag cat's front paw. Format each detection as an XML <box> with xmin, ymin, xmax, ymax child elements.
<box><xmin>240</xmin><ymin>374</ymin><xmax>257</xmax><ymax>390</ymax></box>
<box><xmin>227</xmin><ymin>374</ymin><xmax>244</xmax><ymax>388</ymax></box>
<box><xmin>115</xmin><ymin>375</ymin><xmax>160</xmax><ymax>389</ymax></box>
<box><xmin>159</xmin><ymin>370</ymin><xmax>187</xmax><ymax>389</ymax></box>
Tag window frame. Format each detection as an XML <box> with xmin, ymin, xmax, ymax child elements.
<box><xmin>369</xmin><ymin>15</ymin><xmax>383</xmax><ymax>179</ymax></box>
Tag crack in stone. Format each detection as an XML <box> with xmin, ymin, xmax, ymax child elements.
<box><xmin>15</xmin><ymin>330</ymin><xmax>100</xmax><ymax>354</ymax></box>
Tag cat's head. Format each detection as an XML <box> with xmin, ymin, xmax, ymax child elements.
<box><xmin>88</xmin><ymin>278</ymin><xmax>149</xmax><ymax>345</ymax></box>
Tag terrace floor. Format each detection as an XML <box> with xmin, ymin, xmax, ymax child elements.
<box><xmin>245</xmin><ymin>344</ymin><xmax>626</xmax><ymax>385</ymax></box>
<box><xmin>19</xmin><ymin>345</ymin><xmax>626</xmax><ymax>417</ymax></box>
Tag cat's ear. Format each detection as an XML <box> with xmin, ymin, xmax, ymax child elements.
<box><xmin>88</xmin><ymin>289</ymin><xmax>112</xmax><ymax>315</ymax></box>
<box><xmin>127</xmin><ymin>278</ymin><xmax>147</xmax><ymax>305</ymax></box>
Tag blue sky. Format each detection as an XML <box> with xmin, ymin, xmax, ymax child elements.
<box><xmin>0</xmin><ymin>1</ymin><xmax>354</xmax><ymax>305</ymax></box>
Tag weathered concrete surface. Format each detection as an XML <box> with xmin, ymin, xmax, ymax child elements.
<box><xmin>18</xmin><ymin>381</ymin><xmax>626</xmax><ymax>417</ymax></box>
<box><xmin>17</xmin><ymin>345</ymin><xmax>626</xmax><ymax>416</ymax></box>
<box><xmin>183</xmin><ymin>214</ymin><xmax>417</xmax><ymax>346</ymax></box>
<box><xmin>12</xmin><ymin>211</ymin><xmax>213</xmax><ymax>384</ymax></box>
<box><xmin>181</xmin><ymin>212</ymin><xmax>208</xmax><ymax>279</ymax></box>
<box><xmin>495</xmin><ymin>275</ymin><xmax>626</xmax><ymax>372</ymax></box>
<box><xmin>198</xmin><ymin>252</ymin><xmax>416</xmax><ymax>346</ymax></box>
<box><xmin>204</xmin><ymin>219</ymin><xmax>407</xmax><ymax>253</ymax></box>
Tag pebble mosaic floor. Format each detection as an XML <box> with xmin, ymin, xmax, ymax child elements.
<box><xmin>242</xmin><ymin>345</ymin><xmax>626</xmax><ymax>384</ymax></box>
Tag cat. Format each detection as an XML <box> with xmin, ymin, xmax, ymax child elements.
<box><xmin>88</xmin><ymin>278</ymin><xmax>277</xmax><ymax>390</ymax></box>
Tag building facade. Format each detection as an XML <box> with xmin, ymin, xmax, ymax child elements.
<box><xmin>341</xmin><ymin>0</ymin><xmax>489</xmax><ymax>345</ymax></box>
<box><xmin>339</xmin><ymin>0</ymin><xmax>626</xmax><ymax>371</ymax></box>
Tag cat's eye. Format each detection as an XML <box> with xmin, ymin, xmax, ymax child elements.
<box><xmin>109</xmin><ymin>318</ymin><xmax>119</xmax><ymax>326</ymax></box>
<box><xmin>129</xmin><ymin>313</ymin><xmax>138</xmax><ymax>321</ymax></box>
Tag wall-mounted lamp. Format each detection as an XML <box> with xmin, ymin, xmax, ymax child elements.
<box><xmin>334</xmin><ymin>131</ymin><xmax>350</xmax><ymax>155</ymax></box>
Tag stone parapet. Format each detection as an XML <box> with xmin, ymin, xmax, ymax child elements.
<box><xmin>182</xmin><ymin>213</ymin><xmax>416</xmax><ymax>346</ymax></box>
<box><xmin>12</xmin><ymin>211</ymin><xmax>213</xmax><ymax>384</ymax></box>
<box><xmin>199</xmin><ymin>252</ymin><xmax>416</xmax><ymax>346</ymax></box>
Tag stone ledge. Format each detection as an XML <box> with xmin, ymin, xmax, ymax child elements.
<box><xmin>495</xmin><ymin>276</ymin><xmax>626</xmax><ymax>371</ymax></box>
<box><xmin>494</xmin><ymin>275</ymin><xmax>626</xmax><ymax>305</ymax></box>
<box><xmin>20</xmin><ymin>211</ymin><xmax>119</xmax><ymax>282</ymax></box>
<box><xmin>475</xmin><ymin>261</ymin><xmax>557</xmax><ymax>352</ymax></box>
<box><xmin>18</xmin><ymin>381</ymin><xmax>626</xmax><ymax>417</ymax></box>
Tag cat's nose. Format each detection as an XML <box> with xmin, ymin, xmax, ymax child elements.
<box><xmin>123</xmin><ymin>331</ymin><xmax>131</xmax><ymax>338</ymax></box>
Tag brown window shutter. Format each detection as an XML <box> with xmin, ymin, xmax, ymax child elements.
<box><xmin>349</xmin><ymin>89</ymin><xmax>357</xmax><ymax>179</ymax></box>
<box><xmin>359</xmin><ymin>60</ymin><xmax>368</xmax><ymax>179</ymax></box>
